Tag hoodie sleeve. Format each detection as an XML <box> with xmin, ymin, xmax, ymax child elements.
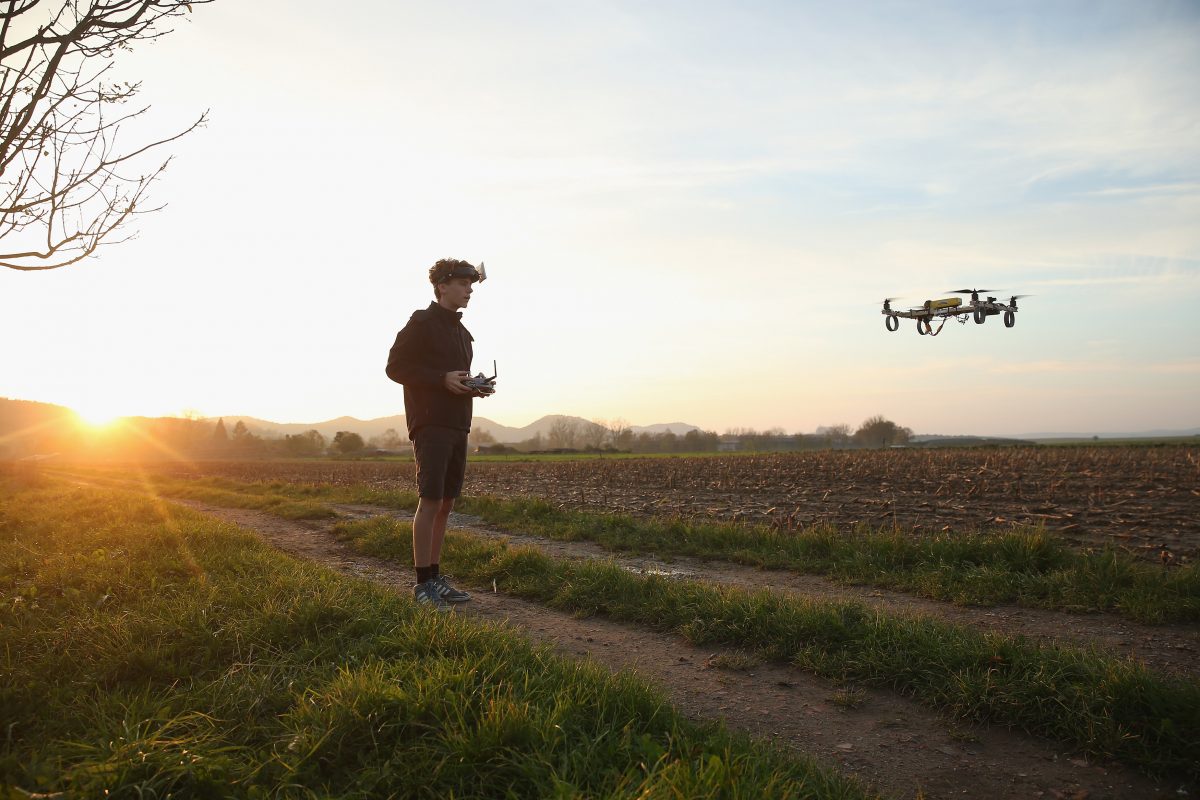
<box><xmin>385</xmin><ymin>314</ymin><xmax>446</xmax><ymax>388</ymax></box>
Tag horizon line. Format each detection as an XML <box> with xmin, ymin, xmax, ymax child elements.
<box><xmin>3</xmin><ymin>396</ymin><xmax>1196</xmax><ymax>440</ymax></box>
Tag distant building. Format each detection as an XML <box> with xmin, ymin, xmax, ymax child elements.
<box><xmin>369</xmin><ymin>446</ymin><xmax>413</xmax><ymax>456</ymax></box>
<box><xmin>475</xmin><ymin>444</ymin><xmax>517</xmax><ymax>455</ymax></box>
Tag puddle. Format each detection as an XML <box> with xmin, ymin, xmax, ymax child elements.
<box><xmin>632</xmin><ymin>564</ymin><xmax>692</xmax><ymax>578</ymax></box>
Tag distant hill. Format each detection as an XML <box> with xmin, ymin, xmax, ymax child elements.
<box><xmin>5</xmin><ymin>395</ymin><xmax>1193</xmax><ymax>451</ymax></box>
<box><xmin>0</xmin><ymin>398</ymin><xmax>703</xmax><ymax>450</ymax></box>
<box><xmin>0</xmin><ymin>397</ymin><xmax>80</xmax><ymax>456</ymax></box>
<box><xmin>205</xmin><ymin>413</ymin><xmax>701</xmax><ymax>444</ymax></box>
<box><xmin>630</xmin><ymin>422</ymin><xmax>701</xmax><ymax>436</ymax></box>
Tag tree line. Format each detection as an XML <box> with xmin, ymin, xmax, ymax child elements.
<box><xmin>149</xmin><ymin>415</ymin><xmax>913</xmax><ymax>458</ymax></box>
<box><xmin>0</xmin><ymin>411</ymin><xmax>913</xmax><ymax>460</ymax></box>
<box><xmin>476</xmin><ymin>415</ymin><xmax>913</xmax><ymax>455</ymax></box>
<box><xmin>207</xmin><ymin>419</ymin><xmax>408</xmax><ymax>457</ymax></box>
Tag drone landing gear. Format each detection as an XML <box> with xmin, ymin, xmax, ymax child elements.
<box><xmin>1003</xmin><ymin>310</ymin><xmax>1016</xmax><ymax>328</ymax></box>
<box><xmin>973</xmin><ymin>308</ymin><xmax>986</xmax><ymax>324</ymax></box>
<box><xmin>885</xmin><ymin>315</ymin><xmax>899</xmax><ymax>332</ymax></box>
<box><xmin>916</xmin><ymin>317</ymin><xmax>947</xmax><ymax>337</ymax></box>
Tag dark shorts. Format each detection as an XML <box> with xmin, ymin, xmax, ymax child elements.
<box><xmin>413</xmin><ymin>425</ymin><xmax>468</xmax><ymax>499</ymax></box>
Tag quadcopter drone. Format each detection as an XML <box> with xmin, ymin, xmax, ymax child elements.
<box><xmin>880</xmin><ymin>289</ymin><xmax>1029</xmax><ymax>337</ymax></box>
<box><xmin>463</xmin><ymin>360</ymin><xmax>497</xmax><ymax>394</ymax></box>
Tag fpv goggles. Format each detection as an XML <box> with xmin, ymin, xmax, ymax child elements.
<box><xmin>438</xmin><ymin>262</ymin><xmax>487</xmax><ymax>284</ymax></box>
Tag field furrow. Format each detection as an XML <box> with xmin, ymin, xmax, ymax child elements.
<box><xmin>138</xmin><ymin>446</ymin><xmax>1200</xmax><ymax>561</ymax></box>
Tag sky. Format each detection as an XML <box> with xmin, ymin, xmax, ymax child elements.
<box><xmin>2</xmin><ymin>0</ymin><xmax>1198</xmax><ymax>436</ymax></box>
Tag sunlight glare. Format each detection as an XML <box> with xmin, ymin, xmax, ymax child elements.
<box><xmin>74</xmin><ymin>404</ymin><xmax>125</xmax><ymax>429</ymax></box>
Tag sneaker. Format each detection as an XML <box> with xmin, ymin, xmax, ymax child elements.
<box><xmin>414</xmin><ymin>579</ymin><xmax>450</xmax><ymax>611</ymax></box>
<box><xmin>434</xmin><ymin>574</ymin><xmax>471</xmax><ymax>603</ymax></box>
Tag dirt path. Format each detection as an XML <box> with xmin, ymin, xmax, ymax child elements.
<box><xmin>158</xmin><ymin>496</ymin><xmax>1181</xmax><ymax>800</ymax></box>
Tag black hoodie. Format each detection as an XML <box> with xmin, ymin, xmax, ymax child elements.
<box><xmin>385</xmin><ymin>302</ymin><xmax>475</xmax><ymax>438</ymax></box>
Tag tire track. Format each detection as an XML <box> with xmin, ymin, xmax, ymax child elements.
<box><xmin>337</xmin><ymin>504</ymin><xmax>1200</xmax><ymax>680</ymax></box>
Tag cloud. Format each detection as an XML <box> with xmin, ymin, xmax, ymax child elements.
<box><xmin>1146</xmin><ymin>360</ymin><xmax>1200</xmax><ymax>375</ymax></box>
<box><xmin>986</xmin><ymin>358</ymin><xmax>1200</xmax><ymax>377</ymax></box>
<box><xmin>1023</xmin><ymin>166</ymin><xmax>1200</xmax><ymax>204</ymax></box>
<box><xmin>1030</xmin><ymin>275</ymin><xmax>1163</xmax><ymax>287</ymax></box>
<box><xmin>986</xmin><ymin>360</ymin><xmax>1121</xmax><ymax>375</ymax></box>
<box><xmin>1080</xmin><ymin>182</ymin><xmax>1200</xmax><ymax>199</ymax></box>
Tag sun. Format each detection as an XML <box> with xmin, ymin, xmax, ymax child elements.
<box><xmin>73</xmin><ymin>402</ymin><xmax>125</xmax><ymax>429</ymax></box>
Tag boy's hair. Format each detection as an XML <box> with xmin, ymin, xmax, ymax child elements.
<box><xmin>428</xmin><ymin>259</ymin><xmax>480</xmax><ymax>300</ymax></box>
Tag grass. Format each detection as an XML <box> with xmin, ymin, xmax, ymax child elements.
<box><xmin>52</xmin><ymin>467</ymin><xmax>340</xmax><ymax>519</ymax></box>
<box><xmin>334</xmin><ymin>515</ymin><xmax>1200</xmax><ymax>782</ymax></box>
<box><xmin>54</xmin><ymin>468</ymin><xmax>1199</xmax><ymax>624</ymax></box>
<box><xmin>0</xmin><ymin>478</ymin><xmax>872</xmax><ymax>799</ymax></box>
<box><xmin>453</xmin><ymin>497</ymin><xmax>1200</xmax><ymax>624</ymax></box>
<box><xmin>705</xmin><ymin>651</ymin><xmax>760</xmax><ymax>672</ymax></box>
<box><xmin>828</xmin><ymin>688</ymin><xmax>867</xmax><ymax>710</ymax></box>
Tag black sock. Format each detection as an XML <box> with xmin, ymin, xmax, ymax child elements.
<box><xmin>431</xmin><ymin>563</ymin><xmax>440</xmax><ymax>579</ymax></box>
<box><xmin>416</xmin><ymin>566</ymin><xmax>433</xmax><ymax>583</ymax></box>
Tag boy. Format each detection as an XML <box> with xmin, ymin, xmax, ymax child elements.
<box><xmin>385</xmin><ymin>259</ymin><xmax>492</xmax><ymax>609</ymax></box>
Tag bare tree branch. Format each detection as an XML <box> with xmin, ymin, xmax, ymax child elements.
<box><xmin>0</xmin><ymin>0</ymin><xmax>211</xmax><ymax>271</ymax></box>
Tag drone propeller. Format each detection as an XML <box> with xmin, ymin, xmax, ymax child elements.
<box><xmin>947</xmin><ymin>288</ymin><xmax>997</xmax><ymax>295</ymax></box>
<box><xmin>1009</xmin><ymin>294</ymin><xmax>1033</xmax><ymax>300</ymax></box>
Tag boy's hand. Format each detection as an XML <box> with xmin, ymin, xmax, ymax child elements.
<box><xmin>444</xmin><ymin>371</ymin><xmax>473</xmax><ymax>395</ymax></box>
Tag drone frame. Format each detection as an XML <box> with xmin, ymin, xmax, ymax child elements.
<box><xmin>882</xmin><ymin>290</ymin><xmax>1021</xmax><ymax>336</ymax></box>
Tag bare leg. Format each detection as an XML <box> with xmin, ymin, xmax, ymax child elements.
<box><xmin>414</xmin><ymin>497</ymin><xmax>456</xmax><ymax>568</ymax></box>
<box><xmin>430</xmin><ymin>498</ymin><xmax>455</xmax><ymax>565</ymax></box>
<box><xmin>413</xmin><ymin>497</ymin><xmax>439</xmax><ymax>568</ymax></box>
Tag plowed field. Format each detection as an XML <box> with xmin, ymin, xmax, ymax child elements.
<box><xmin>155</xmin><ymin>446</ymin><xmax>1200</xmax><ymax>561</ymax></box>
